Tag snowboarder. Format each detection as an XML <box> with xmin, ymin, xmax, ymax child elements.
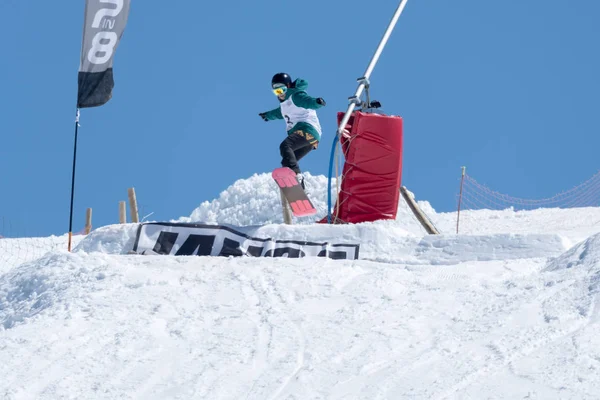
<box><xmin>259</xmin><ymin>72</ymin><xmax>326</xmax><ymax>189</ymax></box>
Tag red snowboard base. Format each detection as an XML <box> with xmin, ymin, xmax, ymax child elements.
<box><xmin>272</xmin><ymin>167</ymin><xmax>317</xmax><ymax>217</ymax></box>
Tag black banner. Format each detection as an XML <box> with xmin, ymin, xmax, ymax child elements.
<box><xmin>77</xmin><ymin>0</ymin><xmax>131</xmax><ymax>108</ymax></box>
<box><xmin>133</xmin><ymin>222</ymin><xmax>360</xmax><ymax>260</ymax></box>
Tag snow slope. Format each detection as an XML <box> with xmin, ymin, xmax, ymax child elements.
<box><xmin>1</xmin><ymin>173</ymin><xmax>600</xmax><ymax>399</ymax></box>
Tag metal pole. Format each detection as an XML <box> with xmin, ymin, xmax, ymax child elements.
<box><xmin>327</xmin><ymin>0</ymin><xmax>409</xmax><ymax>223</ymax></box>
<box><xmin>68</xmin><ymin>109</ymin><xmax>80</xmax><ymax>251</ymax></box>
<box><xmin>336</xmin><ymin>0</ymin><xmax>410</xmax><ymax>137</ymax></box>
<box><xmin>456</xmin><ymin>166</ymin><xmax>466</xmax><ymax>234</ymax></box>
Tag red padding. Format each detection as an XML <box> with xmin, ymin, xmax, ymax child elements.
<box><xmin>322</xmin><ymin>111</ymin><xmax>403</xmax><ymax>224</ymax></box>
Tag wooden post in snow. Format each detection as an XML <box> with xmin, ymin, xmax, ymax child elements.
<box><xmin>400</xmin><ymin>186</ymin><xmax>439</xmax><ymax>235</ymax></box>
<box><xmin>119</xmin><ymin>201</ymin><xmax>127</xmax><ymax>224</ymax></box>
<box><xmin>280</xmin><ymin>188</ymin><xmax>293</xmax><ymax>225</ymax></box>
<box><xmin>84</xmin><ymin>208</ymin><xmax>92</xmax><ymax>234</ymax></box>
<box><xmin>128</xmin><ymin>188</ymin><xmax>139</xmax><ymax>223</ymax></box>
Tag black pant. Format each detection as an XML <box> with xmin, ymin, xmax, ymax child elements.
<box><xmin>279</xmin><ymin>132</ymin><xmax>314</xmax><ymax>174</ymax></box>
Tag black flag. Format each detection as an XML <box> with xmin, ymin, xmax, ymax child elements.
<box><xmin>77</xmin><ymin>0</ymin><xmax>131</xmax><ymax>108</ymax></box>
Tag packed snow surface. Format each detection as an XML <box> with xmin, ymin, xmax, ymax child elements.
<box><xmin>1</xmin><ymin>172</ymin><xmax>600</xmax><ymax>399</ymax></box>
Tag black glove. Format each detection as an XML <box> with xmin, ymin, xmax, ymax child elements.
<box><xmin>316</xmin><ymin>98</ymin><xmax>326</xmax><ymax>106</ymax></box>
<box><xmin>259</xmin><ymin>112</ymin><xmax>268</xmax><ymax>121</ymax></box>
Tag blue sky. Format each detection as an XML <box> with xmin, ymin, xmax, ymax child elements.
<box><xmin>1</xmin><ymin>0</ymin><xmax>599</xmax><ymax>237</ymax></box>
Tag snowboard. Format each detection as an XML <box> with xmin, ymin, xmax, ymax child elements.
<box><xmin>272</xmin><ymin>167</ymin><xmax>317</xmax><ymax>217</ymax></box>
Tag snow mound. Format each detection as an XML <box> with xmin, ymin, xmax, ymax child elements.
<box><xmin>545</xmin><ymin>232</ymin><xmax>600</xmax><ymax>274</ymax></box>
<box><xmin>178</xmin><ymin>172</ymin><xmax>336</xmax><ymax>226</ymax></box>
<box><xmin>542</xmin><ymin>233</ymin><xmax>600</xmax><ymax>326</ymax></box>
<box><xmin>178</xmin><ymin>172</ymin><xmax>437</xmax><ymax>235</ymax></box>
<box><xmin>74</xmin><ymin>223</ymin><xmax>139</xmax><ymax>255</ymax></box>
<box><xmin>0</xmin><ymin>251</ymin><xmax>97</xmax><ymax>330</ymax></box>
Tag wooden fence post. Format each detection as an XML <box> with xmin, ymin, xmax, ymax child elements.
<box><xmin>84</xmin><ymin>208</ymin><xmax>92</xmax><ymax>234</ymax></box>
<box><xmin>128</xmin><ymin>188</ymin><xmax>139</xmax><ymax>223</ymax></box>
<box><xmin>119</xmin><ymin>201</ymin><xmax>127</xmax><ymax>224</ymax></box>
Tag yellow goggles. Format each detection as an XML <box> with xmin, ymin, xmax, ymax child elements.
<box><xmin>272</xmin><ymin>86</ymin><xmax>287</xmax><ymax>96</ymax></box>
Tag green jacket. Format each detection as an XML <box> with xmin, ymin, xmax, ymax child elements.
<box><xmin>261</xmin><ymin>78</ymin><xmax>324</xmax><ymax>142</ymax></box>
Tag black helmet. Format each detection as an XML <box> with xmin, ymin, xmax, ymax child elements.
<box><xmin>271</xmin><ymin>72</ymin><xmax>292</xmax><ymax>88</ymax></box>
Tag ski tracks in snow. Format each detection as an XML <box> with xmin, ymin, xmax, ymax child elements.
<box><xmin>2</xmin><ymin>243</ymin><xmax>600</xmax><ymax>399</ymax></box>
<box><xmin>431</xmin><ymin>262</ymin><xmax>600</xmax><ymax>400</ymax></box>
<box><xmin>241</xmin><ymin>259</ymin><xmax>309</xmax><ymax>400</ymax></box>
